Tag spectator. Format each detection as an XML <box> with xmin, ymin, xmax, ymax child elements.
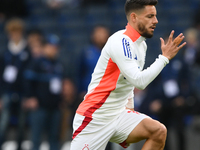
<box><xmin>78</xmin><ymin>25</ymin><xmax>110</xmax><ymax>99</ymax></box>
<box><xmin>60</xmin><ymin>79</ymin><xmax>78</xmax><ymax>142</ymax></box>
<box><xmin>183</xmin><ymin>28</ymin><xmax>199</xmax><ymax>66</ymax></box>
<box><xmin>0</xmin><ymin>18</ymin><xmax>31</xmax><ymax>150</ymax></box>
<box><xmin>13</xmin><ymin>29</ymin><xmax>45</xmax><ymax>150</ymax></box>
<box><xmin>161</xmin><ymin>56</ymin><xmax>190</xmax><ymax>150</ymax></box>
<box><xmin>23</xmin><ymin>34</ymin><xmax>64</xmax><ymax>150</ymax></box>
<box><xmin>182</xmin><ymin>27</ymin><xmax>200</xmax><ymax>112</ymax></box>
<box><xmin>26</xmin><ymin>28</ymin><xmax>45</xmax><ymax>59</ymax></box>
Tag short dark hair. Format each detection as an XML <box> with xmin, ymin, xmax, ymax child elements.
<box><xmin>125</xmin><ymin>0</ymin><xmax>158</xmax><ymax>16</ymax></box>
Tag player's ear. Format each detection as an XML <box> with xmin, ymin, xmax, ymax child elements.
<box><xmin>130</xmin><ymin>12</ymin><xmax>137</xmax><ymax>23</ymax></box>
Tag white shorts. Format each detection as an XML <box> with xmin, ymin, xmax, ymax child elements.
<box><xmin>70</xmin><ymin>109</ymin><xmax>149</xmax><ymax>150</ymax></box>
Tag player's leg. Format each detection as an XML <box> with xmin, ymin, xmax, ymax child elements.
<box><xmin>126</xmin><ymin>117</ymin><xmax>167</xmax><ymax>150</ymax></box>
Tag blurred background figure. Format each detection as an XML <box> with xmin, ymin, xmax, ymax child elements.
<box><xmin>182</xmin><ymin>27</ymin><xmax>200</xmax><ymax>113</ymax></box>
<box><xmin>182</xmin><ymin>27</ymin><xmax>200</xmax><ymax>144</ymax></box>
<box><xmin>182</xmin><ymin>28</ymin><xmax>199</xmax><ymax>67</ymax></box>
<box><xmin>13</xmin><ymin>28</ymin><xmax>45</xmax><ymax>150</ymax></box>
<box><xmin>159</xmin><ymin>56</ymin><xmax>191</xmax><ymax>150</ymax></box>
<box><xmin>60</xmin><ymin>79</ymin><xmax>78</xmax><ymax>143</ymax></box>
<box><xmin>23</xmin><ymin>34</ymin><xmax>64</xmax><ymax>150</ymax></box>
<box><xmin>26</xmin><ymin>28</ymin><xmax>45</xmax><ymax>59</ymax></box>
<box><xmin>78</xmin><ymin>25</ymin><xmax>110</xmax><ymax>100</ymax></box>
<box><xmin>0</xmin><ymin>18</ymin><xmax>31</xmax><ymax>150</ymax></box>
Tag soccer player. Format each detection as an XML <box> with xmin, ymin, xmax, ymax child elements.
<box><xmin>70</xmin><ymin>0</ymin><xmax>186</xmax><ymax>149</ymax></box>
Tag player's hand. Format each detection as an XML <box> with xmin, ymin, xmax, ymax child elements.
<box><xmin>160</xmin><ymin>30</ymin><xmax>186</xmax><ymax>60</ymax></box>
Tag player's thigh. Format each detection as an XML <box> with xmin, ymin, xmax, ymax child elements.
<box><xmin>109</xmin><ymin>110</ymin><xmax>149</xmax><ymax>145</ymax></box>
<box><xmin>126</xmin><ymin>118</ymin><xmax>167</xmax><ymax>143</ymax></box>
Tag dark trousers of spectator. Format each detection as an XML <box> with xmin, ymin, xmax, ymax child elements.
<box><xmin>159</xmin><ymin>105</ymin><xmax>186</xmax><ymax>150</ymax></box>
<box><xmin>30</xmin><ymin>108</ymin><xmax>61</xmax><ymax>150</ymax></box>
<box><xmin>0</xmin><ymin>94</ymin><xmax>25</xmax><ymax>150</ymax></box>
<box><xmin>0</xmin><ymin>95</ymin><xmax>10</xmax><ymax>149</ymax></box>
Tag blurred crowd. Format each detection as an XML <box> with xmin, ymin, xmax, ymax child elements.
<box><xmin>0</xmin><ymin>0</ymin><xmax>200</xmax><ymax>150</ymax></box>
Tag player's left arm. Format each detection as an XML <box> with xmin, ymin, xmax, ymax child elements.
<box><xmin>110</xmin><ymin>37</ymin><xmax>168</xmax><ymax>90</ymax></box>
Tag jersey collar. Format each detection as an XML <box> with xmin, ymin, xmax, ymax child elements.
<box><xmin>123</xmin><ymin>23</ymin><xmax>146</xmax><ymax>43</ymax></box>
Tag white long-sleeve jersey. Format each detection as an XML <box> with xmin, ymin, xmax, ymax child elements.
<box><xmin>76</xmin><ymin>23</ymin><xmax>169</xmax><ymax>120</ymax></box>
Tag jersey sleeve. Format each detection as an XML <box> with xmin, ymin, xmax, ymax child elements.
<box><xmin>109</xmin><ymin>37</ymin><xmax>169</xmax><ymax>90</ymax></box>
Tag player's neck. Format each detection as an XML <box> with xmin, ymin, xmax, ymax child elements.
<box><xmin>124</xmin><ymin>23</ymin><xmax>141</xmax><ymax>42</ymax></box>
<box><xmin>128</xmin><ymin>22</ymin><xmax>140</xmax><ymax>35</ymax></box>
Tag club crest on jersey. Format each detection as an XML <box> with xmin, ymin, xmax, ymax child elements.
<box><xmin>82</xmin><ymin>144</ymin><xmax>89</xmax><ymax>150</ymax></box>
<box><xmin>122</xmin><ymin>38</ymin><xmax>132</xmax><ymax>59</ymax></box>
<box><xmin>134</xmin><ymin>54</ymin><xmax>137</xmax><ymax>60</ymax></box>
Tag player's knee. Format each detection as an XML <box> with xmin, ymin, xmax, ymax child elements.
<box><xmin>152</xmin><ymin>123</ymin><xmax>167</xmax><ymax>143</ymax></box>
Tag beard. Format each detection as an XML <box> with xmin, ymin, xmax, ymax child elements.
<box><xmin>138</xmin><ymin>22</ymin><xmax>154</xmax><ymax>38</ymax></box>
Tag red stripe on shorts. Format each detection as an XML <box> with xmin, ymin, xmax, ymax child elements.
<box><xmin>119</xmin><ymin>140</ymin><xmax>129</xmax><ymax>148</ymax></box>
<box><xmin>72</xmin><ymin>117</ymin><xmax>93</xmax><ymax>139</ymax></box>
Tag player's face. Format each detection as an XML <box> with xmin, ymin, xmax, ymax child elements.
<box><xmin>135</xmin><ymin>5</ymin><xmax>158</xmax><ymax>38</ymax></box>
